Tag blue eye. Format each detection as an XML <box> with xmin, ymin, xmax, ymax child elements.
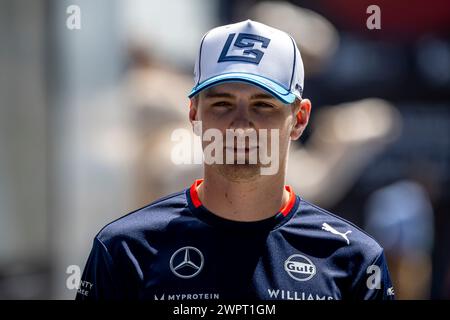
<box><xmin>255</xmin><ymin>102</ymin><xmax>274</xmax><ymax>109</ymax></box>
<box><xmin>212</xmin><ymin>101</ymin><xmax>231</xmax><ymax>107</ymax></box>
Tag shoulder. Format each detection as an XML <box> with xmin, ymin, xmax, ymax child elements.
<box><xmin>94</xmin><ymin>189</ymin><xmax>189</xmax><ymax>248</ymax></box>
<box><xmin>290</xmin><ymin>198</ymin><xmax>384</xmax><ymax>262</ymax></box>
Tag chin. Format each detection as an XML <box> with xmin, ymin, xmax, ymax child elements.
<box><xmin>216</xmin><ymin>163</ymin><xmax>262</xmax><ymax>182</ymax></box>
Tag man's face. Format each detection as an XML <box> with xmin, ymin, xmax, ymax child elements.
<box><xmin>190</xmin><ymin>82</ymin><xmax>309</xmax><ymax>181</ymax></box>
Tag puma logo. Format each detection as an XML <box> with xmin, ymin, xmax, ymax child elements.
<box><xmin>322</xmin><ymin>223</ymin><xmax>352</xmax><ymax>245</ymax></box>
<box><xmin>387</xmin><ymin>287</ymin><xmax>395</xmax><ymax>296</ymax></box>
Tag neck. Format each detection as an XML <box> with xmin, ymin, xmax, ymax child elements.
<box><xmin>196</xmin><ymin>168</ymin><xmax>290</xmax><ymax>222</ymax></box>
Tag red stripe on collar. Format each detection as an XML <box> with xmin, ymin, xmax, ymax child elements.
<box><xmin>189</xmin><ymin>179</ymin><xmax>295</xmax><ymax>216</ymax></box>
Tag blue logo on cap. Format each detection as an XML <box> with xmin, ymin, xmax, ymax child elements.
<box><xmin>218</xmin><ymin>33</ymin><xmax>271</xmax><ymax>65</ymax></box>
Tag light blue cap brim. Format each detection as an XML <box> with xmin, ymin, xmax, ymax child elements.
<box><xmin>188</xmin><ymin>73</ymin><xmax>297</xmax><ymax>104</ymax></box>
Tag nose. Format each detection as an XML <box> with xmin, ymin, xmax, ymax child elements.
<box><xmin>229</xmin><ymin>101</ymin><xmax>255</xmax><ymax>131</ymax></box>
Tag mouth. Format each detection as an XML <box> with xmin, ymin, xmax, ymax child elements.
<box><xmin>225</xmin><ymin>146</ymin><xmax>258</xmax><ymax>153</ymax></box>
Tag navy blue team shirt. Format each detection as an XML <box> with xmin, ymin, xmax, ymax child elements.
<box><xmin>76</xmin><ymin>179</ymin><xmax>395</xmax><ymax>300</ymax></box>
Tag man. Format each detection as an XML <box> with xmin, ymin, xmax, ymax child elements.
<box><xmin>76</xmin><ymin>20</ymin><xmax>394</xmax><ymax>300</ymax></box>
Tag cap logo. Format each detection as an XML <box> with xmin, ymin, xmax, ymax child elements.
<box><xmin>218</xmin><ymin>33</ymin><xmax>271</xmax><ymax>65</ymax></box>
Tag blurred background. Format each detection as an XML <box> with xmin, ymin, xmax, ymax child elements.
<box><xmin>0</xmin><ymin>0</ymin><xmax>449</xmax><ymax>299</ymax></box>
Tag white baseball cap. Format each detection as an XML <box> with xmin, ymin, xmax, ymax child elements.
<box><xmin>188</xmin><ymin>19</ymin><xmax>304</xmax><ymax>104</ymax></box>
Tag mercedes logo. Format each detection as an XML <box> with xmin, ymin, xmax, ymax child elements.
<box><xmin>169</xmin><ymin>246</ymin><xmax>204</xmax><ymax>279</ymax></box>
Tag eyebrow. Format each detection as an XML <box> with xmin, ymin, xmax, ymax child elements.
<box><xmin>203</xmin><ymin>91</ymin><xmax>276</xmax><ymax>100</ymax></box>
<box><xmin>249</xmin><ymin>93</ymin><xmax>276</xmax><ymax>100</ymax></box>
<box><xmin>204</xmin><ymin>92</ymin><xmax>234</xmax><ymax>99</ymax></box>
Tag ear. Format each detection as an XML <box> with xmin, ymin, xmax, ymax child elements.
<box><xmin>290</xmin><ymin>98</ymin><xmax>312</xmax><ymax>140</ymax></box>
<box><xmin>189</xmin><ymin>98</ymin><xmax>197</xmax><ymax>121</ymax></box>
<box><xmin>189</xmin><ymin>97</ymin><xmax>201</xmax><ymax>136</ymax></box>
